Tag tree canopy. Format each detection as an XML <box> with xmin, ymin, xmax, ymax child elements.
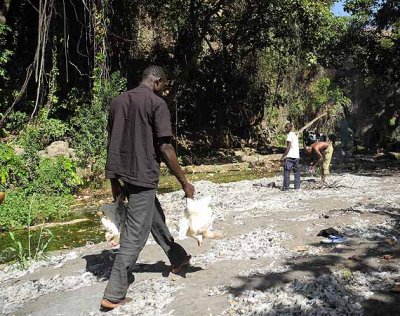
<box><xmin>0</xmin><ymin>0</ymin><xmax>398</xmax><ymax>152</ymax></box>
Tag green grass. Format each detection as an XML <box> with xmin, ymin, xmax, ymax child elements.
<box><xmin>158</xmin><ymin>169</ymin><xmax>272</xmax><ymax>193</ymax></box>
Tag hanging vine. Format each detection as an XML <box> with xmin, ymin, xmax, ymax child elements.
<box><xmin>32</xmin><ymin>0</ymin><xmax>55</xmax><ymax>118</ymax></box>
<box><xmin>92</xmin><ymin>0</ymin><xmax>110</xmax><ymax>110</ymax></box>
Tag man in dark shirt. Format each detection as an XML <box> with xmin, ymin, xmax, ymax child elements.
<box><xmin>101</xmin><ymin>65</ymin><xmax>195</xmax><ymax>311</ymax></box>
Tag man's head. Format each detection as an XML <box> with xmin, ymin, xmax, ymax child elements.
<box><xmin>141</xmin><ymin>65</ymin><xmax>167</xmax><ymax>94</ymax></box>
<box><xmin>328</xmin><ymin>134</ymin><xmax>336</xmax><ymax>145</ymax></box>
<box><xmin>284</xmin><ymin>122</ymin><xmax>293</xmax><ymax>134</ymax></box>
<box><xmin>304</xmin><ymin>146</ymin><xmax>312</xmax><ymax>155</ymax></box>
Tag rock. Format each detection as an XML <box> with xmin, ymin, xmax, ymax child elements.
<box><xmin>238</xmin><ymin>153</ymin><xmax>281</xmax><ymax>168</ymax></box>
<box><xmin>12</xmin><ymin>145</ymin><xmax>25</xmax><ymax>156</ymax></box>
<box><xmin>38</xmin><ymin>141</ymin><xmax>76</xmax><ymax>159</ymax></box>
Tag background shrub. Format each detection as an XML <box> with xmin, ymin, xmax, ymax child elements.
<box><xmin>0</xmin><ymin>190</ymin><xmax>71</xmax><ymax>230</ymax></box>
<box><xmin>18</xmin><ymin>109</ymin><xmax>68</xmax><ymax>152</ymax></box>
<box><xmin>27</xmin><ymin>156</ymin><xmax>82</xmax><ymax>195</ymax></box>
<box><xmin>0</xmin><ymin>143</ymin><xmax>29</xmax><ymax>190</ymax></box>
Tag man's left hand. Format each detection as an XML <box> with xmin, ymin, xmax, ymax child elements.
<box><xmin>111</xmin><ymin>179</ymin><xmax>123</xmax><ymax>200</ymax></box>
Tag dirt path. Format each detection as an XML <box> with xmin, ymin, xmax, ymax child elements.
<box><xmin>1</xmin><ymin>170</ymin><xmax>400</xmax><ymax>316</ymax></box>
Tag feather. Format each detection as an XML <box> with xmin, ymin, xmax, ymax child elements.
<box><xmin>179</xmin><ymin>196</ymin><xmax>223</xmax><ymax>246</ymax></box>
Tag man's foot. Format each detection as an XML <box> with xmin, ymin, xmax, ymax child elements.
<box><xmin>171</xmin><ymin>255</ymin><xmax>191</xmax><ymax>274</ymax></box>
<box><xmin>100</xmin><ymin>298</ymin><xmax>132</xmax><ymax>312</ymax></box>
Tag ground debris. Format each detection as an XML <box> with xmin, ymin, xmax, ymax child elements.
<box><xmin>222</xmin><ymin>267</ymin><xmax>400</xmax><ymax>316</ymax></box>
<box><xmin>192</xmin><ymin>226</ymin><xmax>293</xmax><ymax>265</ymax></box>
<box><xmin>0</xmin><ymin>251</ymin><xmax>80</xmax><ymax>283</ymax></box>
<box><xmin>2</xmin><ymin>172</ymin><xmax>400</xmax><ymax>315</ymax></box>
<box><xmin>0</xmin><ymin>271</ymin><xmax>97</xmax><ymax>315</ymax></box>
<box><xmin>89</xmin><ymin>279</ymin><xmax>183</xmax><ymax>316</ymax></box>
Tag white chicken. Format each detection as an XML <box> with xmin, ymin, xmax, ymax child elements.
<box><xmin>178</xmin><ymin>196</ymin><xmax>223</xmax><ymax>246</ymax></box>
<box><xmin>97</xmin><ymin>195</ymin><xmax>126</xmax><ymax>247</ymax></box>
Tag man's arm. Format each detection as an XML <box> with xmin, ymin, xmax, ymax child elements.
<box><xmin>158</xmin><ymin>138</ymin><xmax>195</xmax><ymax>198</ymax></box>
<box><xmin>310</xmin><ymin>147</ymin><xmax>323</xmax><ymax>170</ymax></box>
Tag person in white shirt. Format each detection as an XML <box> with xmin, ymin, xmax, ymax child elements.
<box><xmin>280</xmin><ymin>122</ymin><xmax>300</xmax><ymax>190</ymax></box>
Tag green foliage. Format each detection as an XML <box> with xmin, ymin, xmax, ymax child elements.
<box><xmin>7</xmin><ymin>231</ymin><xmax>30</xmax><ymax>270</ymax></box>
<box><xmin>330</xmin><ymin>0</ymin><xmax>400</xmax><ymax>147</ymax></box>
<box><xmin>1</xmin><ymin>0</ymin><xmax>396</xmax><ymax>171</ymax></box>
<box><xmin>18</xmin><ymin>109</ymin><xmax>68</xmax><ymax>152</ymax></box>
<box><xmin>0</xmin><ymin>24</ymin><xmax>12</xmax><ymax>78</ymax></box>
<box><xmin>8</xmin><ymin>109</ymin><xmax>73</xmax><ymax>195</ymax></box>
<box><xmin>27</xmin><ymin>156</ymin><xmax>82</xmax><ymax>195</ymax></box>
<box><xmin>70</xmin><ymin>71</ymin><xmax>126</xmax><ymax>178</ymax></box>
<box><xmin>0</xmin><ymin>144</ymin><xmax>78</xmax><ymax>229</ymax></box>
<box><xmin>93</xmin><ymin>71</ymin><xmax>127</xmax><ymax>112</ymax></box>
<box><xmin>310</xmin><ymin>77</ymin><xmax>331</xmax><ymax>107</ymax></box>
<box><xmin>46</xmin><ymin>45</ymin><xmax>60</xmax><ymax>109</ymax></box>
<box><xmin>0</xmin><ymin>143</ymin><xmax>29</xmax><ymax>189</ymax></box>
<box><xmin>276</xmin><ymin>133</ymin><xmax>288</xmax><ymax>148</ymax></box>
<box><xmin>6</xmin><ymin>197</ymin><xmax>54</xmax><ymax>270</ymax></box>
<box><xmin>0</xmin><ymin>189</ymin><xmax>71</xmax><ymax>230</ymax></box>
<box><xmin>69</xmin><ymin>103</ymin><xmax>106</xmax><ymax>169</ymax></box>
<box><xmin>307</xmin><ymin>76</ymin><xmax>350</xmax><ymax>114</ymax></box>
<box><xmin>4</xmin><ymin>111</ymin><xmax>28</xmax><ymax>132</ymax></box>
<box><xmin>391</xmin><ymin>126</ymin><xmax>400</xmax><ymax>143</ymax></box>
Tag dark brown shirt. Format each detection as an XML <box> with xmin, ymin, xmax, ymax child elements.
<box><xmin>105</xmin><ymin>84</ymin><xmax>172</xmax><ymax>188</ymax></box>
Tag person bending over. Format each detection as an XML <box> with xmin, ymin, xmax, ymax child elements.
<box><xmin>305</xmin><ymin>135</ymin><xmax>335</xmax><ymax>183</ymax></box>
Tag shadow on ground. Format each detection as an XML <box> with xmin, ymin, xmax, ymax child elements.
<box><xmin>226</xmin><ymin>205</ymin><xmax>400</xmax><ymax>315</ymax></box>
<box><xmin>83</xmin><ymin>250</ymin><xmax>203</xmax><ymax>281</ymax></box>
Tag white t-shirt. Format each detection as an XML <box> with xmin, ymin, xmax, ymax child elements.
<box><xmin>286</xmin><ymin>131</ymin><xmax>300</xmax><ymax>159</ymax></box>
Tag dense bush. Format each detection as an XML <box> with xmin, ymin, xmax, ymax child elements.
<box><xmin>0</xmin><ymin>144</ymin><xmax>80</xmax><ymax>229</ymax></box>
<box><xmin>0</xmin><ymin>189</ymin><xmax>71</xmax><ymax>230</ymax></box>
<box><xmin>70</xmin><ymin>71</ymin><xmax>126</xmax><ymax>179</ymax></box>
<box><xmin>27</xmin><ymin>156</ymin><xmax>82</xmax><ymax>195</ymax></box>
<box><xmin>17</xmin><ymin>109</ymin><xmax>68</xmax><ymax>152</ymax></box>
<box><xmin>0</xmin><ymin>143</ymin><xmax>29</xmax><ymax>190</ymax></box>
<box><xmin>69</xmin><ymin>104</ymin><xmax>108</xmax><ymax>176</ymax></box>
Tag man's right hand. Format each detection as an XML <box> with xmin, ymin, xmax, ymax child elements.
<box><xmin>182</xmin><ymin>182</ymin><xmax>195</xmax><ymax>199</ymax></box>
<box><xmin>159</xmin><ymin>141</ymin><xmax>195</xmax><ymax>198</ymax></box>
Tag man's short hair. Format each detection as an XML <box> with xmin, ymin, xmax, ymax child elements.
<box><xmin>142</xmin><ymin>65</ymin><xmax>167</xmax><ymax>82</ymax></box>
<box><xmin>285</xmin><ymin>122</ymin><xmax>293</xmax><ymax>129</ymax></box>
<box><xmin>328</xmin><ymin>134</ymin><xmax>336</xmax><ymax>144</ymax></box>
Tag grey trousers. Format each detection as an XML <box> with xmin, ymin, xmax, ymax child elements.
<box><xmin>103</xmin><ymin>183</ymin><xmax>188</xmax><ymax>302</ymax></box>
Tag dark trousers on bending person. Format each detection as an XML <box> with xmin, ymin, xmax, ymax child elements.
<box><xmin>103</xmin><ymin>182</ymin><xmax>188</xmax><ymax>303</ymax></box>
<box><xmin>283</xmin><ymin>158</ymin><xmax>300</xmax><ymax>190</ymax></box>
